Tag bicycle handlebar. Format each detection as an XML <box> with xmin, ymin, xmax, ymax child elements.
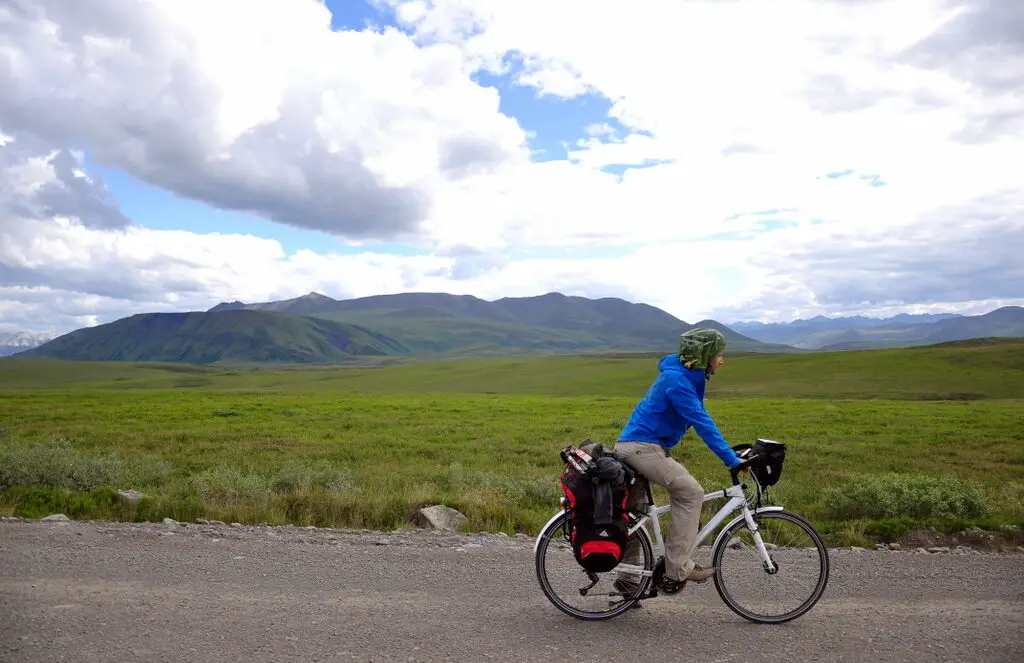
<box><xmin>729</xmin><ymin>452</ymin><xmax>761</xmax><ymax>486</ymax></box>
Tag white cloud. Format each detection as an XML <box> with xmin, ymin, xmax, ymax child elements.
<box><xmin>1</xmin><ymin>0</ymin><xmax>1023</xmax><ymax>333</ymax></box>
<box><xmin>712</xmin><ymin>187</ymin><xmax>1024</xmax><ymax>321</ymax></box>
<box><xmin>389</xmin><ymin>0</ymin><xmax>1023</xmax><ymax>205</ymax></box>
<box><xmin>0</xmin><ymin>0</ymin><xmax>528</xmax><ymax>241</ymax></box>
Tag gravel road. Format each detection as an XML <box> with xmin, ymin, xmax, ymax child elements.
<box><xmin>2</xmin><ymin>518</ymin><xmax>1022</xmax><ymax>663</ymax></box>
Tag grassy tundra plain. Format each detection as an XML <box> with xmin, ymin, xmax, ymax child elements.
<box><xmin>1</xmin><ymin>339</ymin><xmax>1022</xmax><ymax>547</ymax></box>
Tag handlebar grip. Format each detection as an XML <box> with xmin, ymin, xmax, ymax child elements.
<box><xmin>729</xmin><ymin>453</ymin><xmax>760</xmax><ymax>485</ymax></box>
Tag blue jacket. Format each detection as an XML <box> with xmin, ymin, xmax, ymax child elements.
<box><xmin>618</xmin><ymin>354</ymin><xmax>742</xmax><ymax>468</ymax></box>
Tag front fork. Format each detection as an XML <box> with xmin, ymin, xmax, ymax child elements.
<box><xmin>742</xmin><ymin>506</ymin><xmax>778</xmax><ymax>574</ymax></box>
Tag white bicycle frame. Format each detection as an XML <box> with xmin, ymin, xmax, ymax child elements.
<box><xmin>536</xmin><ymin>483</ymin><xmax>782</xmax><ymax>580</ymax></box>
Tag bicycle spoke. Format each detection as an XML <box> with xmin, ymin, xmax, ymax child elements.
<box><xmin>535</xmin><ymin>512</ymin><xmax>656</xmax><ymax>621</ymax></box>
<box><xmin>713</xmin><ymin>510</ymin><xmax>830</xmax><ymax>624</ymax></box>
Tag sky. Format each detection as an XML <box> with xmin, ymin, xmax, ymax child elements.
<box><xmin>1</xmin><ymin>0</ymin><xmax>1023</xmax><ymax>336</ymax></box>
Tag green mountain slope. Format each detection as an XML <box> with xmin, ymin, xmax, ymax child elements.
<box><xmin>276</xmin><ymin>292</ymin><xmax>783</xmax><ymax>351</ymax></box>
<box><xmin>923</xmin><ymin>306</ymin><xmax>1024</xmax><ymax>343</ymax></box>
<box><xmin>19</xmin><ymin>291</ymin><xmax>792</xmax><ymax>365</ymax></box>
<box><xmin>308</xmin><ymin>295</ymin><xmax>783</xmax><ymax>354</ymax></box>
<box><xmin>13</xmin><ymin>310</ymin><xmax>408</xmax><ymax>364</ymax></box>
<box><xmin>491</xmin><ymin>292</ymin><xmax>679</xmax><ymax>333</ymax></box>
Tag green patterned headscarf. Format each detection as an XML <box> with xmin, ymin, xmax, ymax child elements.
<box><xmin>678</xmin><ymin>328</ymin><xmax>727</xmax><ymax>370</ymax></box>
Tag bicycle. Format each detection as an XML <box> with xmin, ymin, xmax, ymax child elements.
<box><xmin>534</xmin><ymin>439</ymin><xmax>830</xmax><ymax>623</ymax></box>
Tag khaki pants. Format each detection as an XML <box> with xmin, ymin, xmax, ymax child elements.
<box><xmin>614</xmin><ymin>441</ymin><xmax>705</xmax><ymax>582</ymax></box>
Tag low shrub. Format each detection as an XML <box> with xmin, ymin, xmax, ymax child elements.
<box><xmin>822</xmin><ymin>473</ymin><xmax>987</xmax><ymax>521</ymax></box>
<box><xmin>0</xmin><ymin>438</ymin><xmax>172</xmax><ymax>492</ymax></box>
<box><xmin>5</xmin><ymin>485</ymin><xmax>120</xmax><ymax>519</ymax></box>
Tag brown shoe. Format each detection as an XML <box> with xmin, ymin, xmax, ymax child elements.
<box><xmin>685</xmin><ymin>564</ymin><xmax>716</xmax><ymax>583</ymax></box>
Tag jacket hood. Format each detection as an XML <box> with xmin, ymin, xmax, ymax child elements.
<box><xmin>658</xmin><ymin>354</ymin><xmax>684</xmax><ymax>373</ymax></box>
<box><xmin>657</xmin><ymin>353</ymin><xmax>708</xmax><ymax>391</ymax></box>
<box><xmin>658</xmin><ymin>354</ymin><xmax>705</xmax><ymax>378</ymax></box>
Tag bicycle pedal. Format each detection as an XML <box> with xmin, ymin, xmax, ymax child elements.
<box><xmin>659</xmin><ymin>579</ymin><xmax>687</xmax><ymax>594</ymax></box>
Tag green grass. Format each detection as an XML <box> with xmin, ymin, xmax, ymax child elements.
<box><xmin>1</xmin><ymin>343</ymin><xmax>1022</xmax><ymax>541</ymax></box>
<box><xmin>4</xmin><ymin>340</ymin><xmax>1023</xmax><ymax>399</ymax></box>
<box><xmin>1</xmin><ymin>391</ymin><xmax>1021</xmax><ymax>537</ymax></box>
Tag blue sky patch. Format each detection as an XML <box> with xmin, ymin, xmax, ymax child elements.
<box><xmin>599</xmin><ymin>159</ymin><xmax>675</xmax><ymax>177</ymax></box>
<box><xmin>473</xmin><ymin>68</ymin><xmax>620</xmax><ymax>162</ymax></box>
<box><xmin>757</xmin><ymin>218</ymin><xmax>798</xmax><ymax>231</ymax></box>
<box><xmin>325</xmin><ymin>0</ymin><xmax>391</xmax><ymax>31</ymax></box>
<box><xmin>860</xmin><ymin>173</ymin><xmax>887</xmax><ymax>187</ymax></box>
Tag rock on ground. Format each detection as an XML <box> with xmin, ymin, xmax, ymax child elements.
<box><xmin>414</xmin><ymin>505</ymin><xmax>467</xmax><ymax>531</ymax></box>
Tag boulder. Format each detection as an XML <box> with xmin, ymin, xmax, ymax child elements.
<box><xmin>415</xmin><ymin>505</ymin><xmax>467</xmax><ymax>532</ymax></box>
<box><xmin>117</xmin><ymin>489</ymin><xmax>145</xmax><ymax>503</ymax></box>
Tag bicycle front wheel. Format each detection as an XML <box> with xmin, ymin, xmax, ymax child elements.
<box><xmin>712</xmin><ymin>509</ymin><xmax>830</xmax><ymax>624</ymax></box>
<box><xmin>535</xmin><ymin>511</ymin><xmax>654</xmax><ymax>621</ymax></box>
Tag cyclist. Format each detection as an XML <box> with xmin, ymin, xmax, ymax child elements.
<box><xmin>613</xmin><ymin>327</ymin><xmax>744</xmax><ymax>595</ymax></box>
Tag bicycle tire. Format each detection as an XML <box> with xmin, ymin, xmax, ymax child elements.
<box><xmin>535</xmin><ymin>511</ymin><xmax>655</xmax><ymax>621</ymax></box>
<box><xmin>711</xmin><ymin>509</ymin><xmax>830</xmax><ymax>624</ymax></box>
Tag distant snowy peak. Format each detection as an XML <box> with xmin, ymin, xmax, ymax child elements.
<box><xmin>0</xmin><ymin>331</ymin><xmax>56</xmax><ymax>346</ymax></box>
<box><xmin>0</xmin><ymin>331</ymin><xmax>57</xmax><ymax>356</ymax></box>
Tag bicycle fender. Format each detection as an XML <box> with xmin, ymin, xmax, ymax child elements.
<box><xmin>533</xmin><ymin>510</ymin><xmax>567</xmax><ymax>555</ymax></box>
<box><xmin>710</xmin><ymin>506</ymin><xmax>785</xmax><ymax>552</ymax></box>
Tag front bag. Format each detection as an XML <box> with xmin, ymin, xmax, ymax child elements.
<box><xmin>734</xmin><ymin>438</ymin><xmax>787</xmax><ymax>487</ymax></box>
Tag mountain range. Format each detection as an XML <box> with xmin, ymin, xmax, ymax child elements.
<box><xmin>10</xmin><ymin>292</ymin><xmax>783</xmax><ymax>364</ymax></box>
<box><xmin>7</xmin><ymin>293</ymin><xmax>1023</xmax><ymax>365</ymax></box>
<box><xmin>730</xmin><ymin>307</ymin><xmax>1024</xmax><ymax>350</ymax></box>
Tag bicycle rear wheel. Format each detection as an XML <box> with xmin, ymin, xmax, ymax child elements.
<box><xmin>711</xmin><ymin>509</ymin><xmax>830</xmax><ymax>624</ymax></box>
<box><xmin>535</xmin><ymin>511</ymin><xmax>654</xmax><ymax>620</ymax></box>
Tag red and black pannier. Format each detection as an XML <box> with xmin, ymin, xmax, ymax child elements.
<box><xmin>559</xmin><ymin>443</ymin><xmax>635</xmax><ymax>573</ymax></box>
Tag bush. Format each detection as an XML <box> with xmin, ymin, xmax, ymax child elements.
<box><xmin>184</xmin><ymin>466</ymin><xmax>272</xmax><ymax>504</ymax></box>
<box><xmin>864</xmin><ymin>517</ymin><xmax>917</xmax><ymax>540</ymax></box>
<box><xmin>181</xmin><ymin>460</ymin><xmax>359</xmax><ymax>506</ymax></box>
<box><xmin>822</xmin><ymin>473</ymin><xmax>988</xmax><ymax>521</ymax></box>
<box><xmin>0</xmin><ymin>438</ymin><xmax>120</xmax><ymax>491</ymax></box>
<box><xmin>270</xmin><ymin>459</ymin><xmax>358</xmax><ymax>494</ymax></box>
<box><xmin>5</xmin><ymin>485</ymin><xmax>120</xmax><ymax>519</ymax></box>
<box><xmin>440</xmin><ymin>462</ymin><xmax>559</xmax><ymax>506</ymax></box>
<box><xmin>0</xmin><ymin>438</ymin><xmax>172</xmax><ymax>491</ymax></box>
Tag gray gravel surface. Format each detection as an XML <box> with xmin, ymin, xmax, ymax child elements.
<box><xmin>1</xmin><ymin>519</ymin><xmax>1022</xmax><ymax>663</ymax></box>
